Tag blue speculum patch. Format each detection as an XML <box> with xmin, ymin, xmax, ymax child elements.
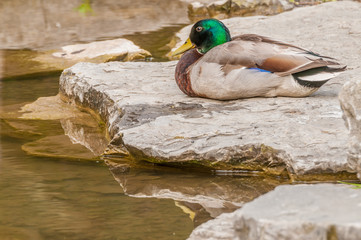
<box><xmin>248</xmin><ymin>68</ymin><xmax>272</xmax><ymax>73</ymax></box>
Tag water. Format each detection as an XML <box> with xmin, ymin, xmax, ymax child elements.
<box><xmin>0</xmin><ymin>152</ymin><xmax>193</xmax><ymax>240</ymax></box>
<box><xmin>0</xmin><ymin>1</ymin><xmax>287</xmax><ymax>239</ymax></box>
<box><xmin>0</xmin><ymin>75</ymin><xmax>194</xmax><ymax>240</ymax></box>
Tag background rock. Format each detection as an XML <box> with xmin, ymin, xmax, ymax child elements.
<box><xmin>339</xmin><ymin>73</ymin><xmax>361</xmax><ymax>180</ymax></box>
<box><xmin>188</xmin><ymin>184</ymin><xmax>361</xmax><ymax>240</ymax></box>
<box><xmin>187</xmin><ymin>0</ymin><xmax>294</xmax><ymax>22</ymax></box>
<box><xmin>52</xmin><ymin>38</ymin><xmax>151</xmax><ymax>62</ymax></box>
<box><xmin>31</xmin><ymin>38</ymin><xmax>152</xmax><ymax>77</ymax></box>
<box><xmin>1</xmin><ymin>38</ymin><xmax>151</xmax><ymax>79</ymax></box>
<box><xmin>0</xmin><ymin>0</ymin><xmax>188</xmax><ymax>50</ymax></box>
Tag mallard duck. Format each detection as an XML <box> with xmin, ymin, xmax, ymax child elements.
<box><xmin>172</xmin><ymin>19</ymin><xmax>346</xmax><ymax>100</ymax></box>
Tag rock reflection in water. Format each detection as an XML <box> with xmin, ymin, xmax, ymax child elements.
<box><xmin>10</xmin><ymin>94</ymin><xmax>109</xmax><ymax>160</ymax></box>
<box><xmin>60</xmin><ymin>118</ymin><xmax>108</xmax><ymax>156</ymax></box>
<box><xmin>106</xmin><ymin>160</ymin><xmax>288</xmax><ymax>226</ymax></box>
<box><xmin>0</xmin><ymin>50</ymin><xmax>3</xmax><ymax>79</ymax></box>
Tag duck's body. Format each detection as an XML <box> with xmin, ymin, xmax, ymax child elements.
<box><xmin>173</xmin><ymin>19</ymin><xmax>346</xmax><ymax>100</ymax></box>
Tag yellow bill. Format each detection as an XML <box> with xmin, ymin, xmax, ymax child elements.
<box><xmin>172</xmin><ymin>38</ymin><xmax>195</xmax><ymax>56</ymax></box>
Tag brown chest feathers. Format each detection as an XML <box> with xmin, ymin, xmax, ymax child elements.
<box><xmin>175</xmin><ymin>49</ymin><xmax>203</xmax><ymax>97</ymax></box>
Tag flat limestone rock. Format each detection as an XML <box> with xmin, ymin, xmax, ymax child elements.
<box><xmin>19</xmin><ymin>95</ymin><xmax>89</xmax><ymax>120</ymax></box>
<box><xmin>60</xmin><ymin>1</ymin><xmax>361</xmax><ymax>178</ymax></box>
<box><xmin>60</xmin><ymin>59</ymin><xmax>348</xmax><ymax>178</ymax></box>
<box><xmin>188</xmin><ymin>184</ymin><xmax>361</xmax><ymax>240</ymax></box>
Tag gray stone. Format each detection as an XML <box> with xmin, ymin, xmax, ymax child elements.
<box><xmin>187</xmin><ymin>209</ymin><xmax>238</xmax><ymax>240</ymax></box>
<box><xmin>60</xmin><ymin>1</ymin><xmax>361</xmax><ymax>179</ymax></box>
<box><xmin>60</xmin><ymin>59</ymin><xmax>347</xmax><ymax>178</ymax></box>
<box><xmin>188</xmin><ymin>184</ymin><xmax>361</xmax><ymax>240</ymax></box>
<box><xmin>339</xmin><ymin>76</ymin><xmax>361</xmax><ymax>180</ymax></box>
<box><xmin>52</xmin><ymin>38</ymin><xmax>151</xmax><ymax>62</ymax></box>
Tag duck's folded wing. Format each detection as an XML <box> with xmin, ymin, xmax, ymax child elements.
<box><xmin>201</xmin><ymin>34</ymin><xmax>345</xmax><ymax>77</ymax></box>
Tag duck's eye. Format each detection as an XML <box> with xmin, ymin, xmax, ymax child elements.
<box><xmin>195</xmin><ymin>26</ymin><xmax>203</xmax><ymax>32</ymax></box>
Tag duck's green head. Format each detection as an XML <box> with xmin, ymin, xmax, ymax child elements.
<box><xmin>173</xmin><ymin>19</ymin><xmax>231</xmax><ymax>55</ymax></box>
